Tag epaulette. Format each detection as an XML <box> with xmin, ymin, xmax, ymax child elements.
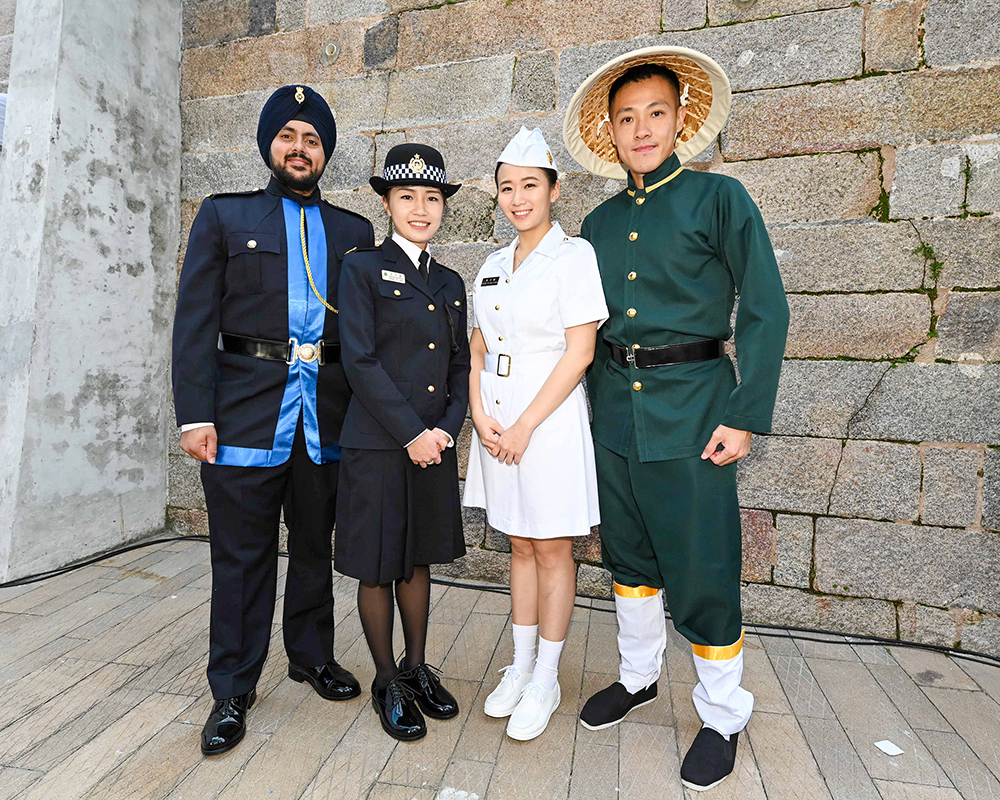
<box><xmin>321</xmin><ymin>199</ymin><xmax>373</xmax><ymax>225</ymax></box>
<box><xmin>204</xmin><ymin>189</ymin><xmax>265</xmax><ymax>200</ymax></box>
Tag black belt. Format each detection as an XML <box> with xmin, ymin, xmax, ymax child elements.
<box><xmin>606</xmin><ymin>338</ymin><xmax>724</xmax><ymax>369</ymax></box>
<box><xmin>219</xmin><ymin>332</ymin><xmax>340</xmax><ymax>365</ymax></box>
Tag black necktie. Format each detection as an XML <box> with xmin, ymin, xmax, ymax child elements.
<box><xmin>418</xmin><ymin>250</ymin><xmax>430</xmax><ymax>282</ymax></box>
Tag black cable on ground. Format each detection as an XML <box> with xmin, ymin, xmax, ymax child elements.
<box><xmin>3</xmin><ymin>534</ymin><xmax>998</xmax><ymax>670</ymax></box>
<box><xmin>0</xmin><ymin>535</ymin><xmax>212</xmax><ymax>588</ymax></box>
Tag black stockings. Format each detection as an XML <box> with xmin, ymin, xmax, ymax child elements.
<box><xmin>357</xmin><ymin>566</ymin><xmax>431</xmax><ymax>688</ymax></box>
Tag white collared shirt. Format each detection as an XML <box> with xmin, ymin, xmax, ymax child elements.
<box><xmin>471</xmin><ymin>221</ymin><xmax>608</xmax><ymax>356</ymax></box>
<box><xmin>391</xmin><ymin>231</ymin><xmax>429</xmax><ymax>271</ymax></box>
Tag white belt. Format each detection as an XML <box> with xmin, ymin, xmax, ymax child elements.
<box><xmin>484</xmin><ymin>350</ymin><xmax>565</xmax><ymax>377</ymax></box>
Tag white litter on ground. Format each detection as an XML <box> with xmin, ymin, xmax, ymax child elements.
<box><xmin>874</xmin><ymin>740</ymin><xmax>905</xmax><ymax>756</ymax></box>
<box><xmin>435</xmin><ymin>789</ymin><xmax>480</xmax><ymax>800</ymax></box>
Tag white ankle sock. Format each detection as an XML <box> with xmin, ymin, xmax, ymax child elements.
<box><xmin>512</xmin><ymin>623</ymin><xmax>538</xmax><ymax>673</ymax></box>
<box><xmin>533</xmin><ymin>636</ymin><xmax>564</xmax><ymax>691</ymax></box>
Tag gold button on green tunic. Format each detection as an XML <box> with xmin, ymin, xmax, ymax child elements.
<box><xmin>582</xmin><ymin>154</ymin><xmax>790</xmax><ymax>463</ymax></box>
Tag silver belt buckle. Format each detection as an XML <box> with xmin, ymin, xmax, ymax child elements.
<box><xmin>497</xmin><ymin>353</ymin><xmax>512</xmax><ymax>378</ymax></box>
<box><xmin>287</xmin><ymin>338</ymin><xmax>325</xmax><ymax>365</ymax></box>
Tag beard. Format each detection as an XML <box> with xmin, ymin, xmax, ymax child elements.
<box><xmin>272</xmin><ymin>152</ymin><xmax>325</xmax><ymax>192</ymax></box>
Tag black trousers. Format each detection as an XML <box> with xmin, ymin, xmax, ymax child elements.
<box><xmin>201</xmin><ymin>420</ymin><xmax>338</xmax><ymax>699</ymax></box>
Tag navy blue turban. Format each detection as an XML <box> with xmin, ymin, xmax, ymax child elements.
<box><xmin>257</xmin><ymin>85</ymin><xmax>337</xmax><ymax>167</ymax></box>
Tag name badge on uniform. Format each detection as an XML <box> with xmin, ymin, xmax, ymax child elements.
<box><xmin>382</xmin><ymin>269</ymin><xmax>406</xmax><ymax>284</ymax></box>
<box><xmin>480</xmin><ymin>276</ymin><xmax>500</xmax><ymax>287</ymax></box>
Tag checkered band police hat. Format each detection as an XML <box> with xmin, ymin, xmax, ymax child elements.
<box><xmin>369</xmin><ymin>143</ymin><xmax>461</xmax><ymax>198</ymax></box>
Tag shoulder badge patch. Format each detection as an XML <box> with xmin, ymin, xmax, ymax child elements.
<box><xmin>480</xmin><ymin>276</ymin><xmax>500</xmax><ymax>287</ymax></box>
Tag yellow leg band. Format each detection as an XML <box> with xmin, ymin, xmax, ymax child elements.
<box><xmin>613</xmin><ymin>582</ymin><xmax>660</xmax><ymax>599</ymax></box>
<box><xmin>691</xmin><ymin>630</ymin><xmax>745</xmax><ymax>661</ymax></box>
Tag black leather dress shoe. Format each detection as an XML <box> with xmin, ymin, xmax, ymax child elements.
<box><xmin>201</xmin><ymin>688</ymin><xmax>256</xmax><ymax>756</ymax></box>
<box><xmin>288</xmin><ymin>660</ymin><xmax>361</xmax><ymax>701</ymax></box>
<box><xmin>372</xmin><ymin>677</ymin><xmax>426</xmax><ymax>741</ymax></box>
<box><xmin>397</xmin><ymin>661</ymin><xmax>459</xmax><ymax>720</ymax></box>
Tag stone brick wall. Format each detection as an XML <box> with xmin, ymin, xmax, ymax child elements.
<box><xmin>170</xmin><ymin>0</ymin><xmax>1000</xmax><ymax>656</ymax></box>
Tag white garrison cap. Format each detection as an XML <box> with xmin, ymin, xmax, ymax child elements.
<box><xmin>496</xmin><ymin>126</ymin><xmax>558</xmax><ymax>175</ymax></box>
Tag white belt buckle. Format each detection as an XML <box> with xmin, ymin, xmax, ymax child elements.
<box><xmin>497</xmin><ymin>353</ymin><xmax>512</xmax><ymax>378</ymax></box>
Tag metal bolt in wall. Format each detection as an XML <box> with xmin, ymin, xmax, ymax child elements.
<box><xmin>320</xmin><ymin>42</ymin><xmax>340</xmax><ymax>66</ymax></box>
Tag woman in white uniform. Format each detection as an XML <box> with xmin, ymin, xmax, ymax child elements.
<box><xmin>464</xmin><ymin>127</ymin><xmax>608</xmax><ymax>740</ymax></box>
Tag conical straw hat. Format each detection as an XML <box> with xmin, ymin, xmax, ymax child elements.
<box><xmin>563</xmin><ymin>46</ymin><xmax>731</xmax><ymax>179</ymax></box>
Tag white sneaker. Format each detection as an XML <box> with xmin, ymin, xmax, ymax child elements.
<box><xmin>484</xmin><ymin>665</ymin><xmax>533</xmax><ymax>718</ymax></box>
<box><xmin>505</xmin><ymin>681</ymin><xmax>561</xmax><ymax>741</ymax></box>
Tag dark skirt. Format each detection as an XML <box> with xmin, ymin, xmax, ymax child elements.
<box><xmin>334</xmin><ymin>445</ymin><xmax>466</xmax><ymax>585</ymax></box>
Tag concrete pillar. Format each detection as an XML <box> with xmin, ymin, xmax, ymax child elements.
<box><xmin>0</xmin><ymin>0</ymin><xmax>182</xmax><ymax>581</ymax></box>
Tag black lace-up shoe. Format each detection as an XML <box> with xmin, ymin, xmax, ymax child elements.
<box><xmin>372</xmin><ymin>677</ymin><xmax>426</xmax><ymax>741</ymax></box>
<box><xmin>201</xmin><ymin>689</ymin><xmax>256</xmax><ymax>755</ymax></box>
<box><xmin>681</xmin><ymin>727</ymin><xmax>740</xmax><ymax>791</ymax></box>
<box><xmin>579</xmin><ymin>681</ymin><xmax>657</xmax><ymax>730</ymax></box>
<box><xmin>397</xmin><ymin>661</ymin><xmax>459</xmax><ymax>720</ymax></box>
<box><xmin>288</xmin><ymin>660</ymin><xmax>361</xmax><ymax>701</ymax></box>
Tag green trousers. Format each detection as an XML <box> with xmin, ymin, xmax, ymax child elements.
<box><xmin>595</xmin><ymin>438</ymin><xmax>743</xmax><ymax>648</ymax></box>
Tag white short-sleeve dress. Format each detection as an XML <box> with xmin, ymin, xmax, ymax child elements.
<box><xmin>463</xmin><ymin>222</ymin><xmax>609</xmax><ymax>539</ymax></box>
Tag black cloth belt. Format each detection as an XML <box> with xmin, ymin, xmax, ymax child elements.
<box><xmin>219</xmin><ymin>332</ymin><xmax>340</xmax><ymax>365</ymax></box>
<box><xmin>606</xmin><ymin>338</ymin><xmax>725</xmax><ymax>369</ymax></box>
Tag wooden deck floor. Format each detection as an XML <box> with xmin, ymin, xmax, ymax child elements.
<box><xmin>1</xmin><ymin>539</ymin><xmax>998</xmax><ymax>800</ymax></box>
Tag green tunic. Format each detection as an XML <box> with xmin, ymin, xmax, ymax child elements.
<box><xmin>582</xmin><ymin>153</ymin><xmax>790</xmax><ymax>463</ymax></box>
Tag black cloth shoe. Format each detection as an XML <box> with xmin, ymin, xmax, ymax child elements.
<box><xmin>397</xmin><ymin>661</ymin><xmax>459</xmax><ymax>720</ymax></box>
<box><xmin>201</xmin><ymin>689</ymin><xmax>256</xmax><ymax>756</ymax></box>
<box><xmin>372</xmin><ymin>678</ymin><xmax>427</xmax><ymax>741</ymax></box>
<box><xmin>579</xmin><ymin>681</ymin><xmax>657</xmax><ymax>730</ymax></box>
<box><xmin>681</xmin><ymin>727</ymin><xmax>740</xmax><ymax>791</ymax></box>
<box><xmin>288</xmin><ymin>660</ymin><xmax>361</xmax><ymax>701</ymax></box>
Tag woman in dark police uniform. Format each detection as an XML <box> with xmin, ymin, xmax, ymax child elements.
<box><xmin>335</xmin><ymin>144</ymin><xmax>471</xmax><ymax>741</ymax></box>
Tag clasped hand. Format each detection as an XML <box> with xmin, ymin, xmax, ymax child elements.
<box><xmin>474</xmin><ymin>414</ymin><xmax>532</xmax><ymax>466</ymax></box>
<box><xmin>406</xmin><ymin>428</ymin><xmax>450</xmax><ymax>468</ymax></box>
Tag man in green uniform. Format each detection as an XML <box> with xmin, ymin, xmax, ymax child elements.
<box><xmin>562</xmin><ymin>47</ymin><xmax>789</xmax><ymax>790</ymax></box>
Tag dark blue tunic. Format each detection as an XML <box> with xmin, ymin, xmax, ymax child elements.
<box><xmin>334</xmin><ymin>238</ymin><xmax>471</xmax><ymax>583</ymax></box>
<box><xmin>172</xmin><ymin>178</ymin><xmax>374</xmax><ymax>464</ymax></box>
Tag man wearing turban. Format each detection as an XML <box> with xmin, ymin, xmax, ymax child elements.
<box><xmin>172</xmin><ymin>85</ymin><xmax>375</xmax><ymax>755</ymax></box>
